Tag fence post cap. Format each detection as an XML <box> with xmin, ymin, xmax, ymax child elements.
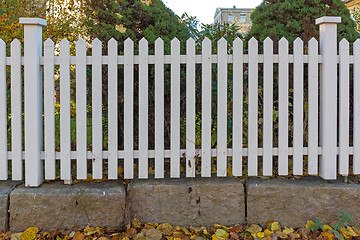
<box><xmin>316</xmin><ymin>16</ymin><xmax>341</xmax><ymax>25</ymax></box>
<box><xmin>19</xmin><ymin>18</ymin><xmax>47</xmax><ymax>26</ymax></box>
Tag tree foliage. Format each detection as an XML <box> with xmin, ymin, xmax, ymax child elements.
<box><xmin>82</xmin><ymin>0</ymin><xmax>191</xmax><ymax>53</ymax></box>
<box><xmin>247</xmin><ymin>0</ymin><xmax>359</xmax><ymax>43</ymax></box>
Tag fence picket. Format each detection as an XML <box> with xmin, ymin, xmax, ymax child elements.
<box><xmin>76</xmin><ymin>38</ymin><xmax>87</xmax><ymax>180</ymax></box>
<box><xmin>263</xmin><ymin>37</ymin><xmax>273</xmax><ymax>176</ymax></box>
<box><xmin>353</xmin><ymin>39</ymin><xmax>360</xmax><ymax>174</ymax></box>
<box><xmin>154</xmin><ymin>38</ymin><xmax>164</xmax><ymax>178</ymax></box>
<box><xmin>339</xmin><ymin>39</ymin><xmax>350</xmax><ymax>175</ymax></box>
<box><xmin>308</xmin><ymin>38</ymin><xmax>319</xmax><ymax>175</ymax></box>
<box><xmin>92</xmin><ymin>39</ymin><xmax>103</xmax><ymax>179</ymax></box>
<box><xmin>217</xmin><ymin>38</ymin><xmax>228</xmax><ymax>177</ymax></box>
<box><xmin>44</xmin><ymin>39</ymin><xmax>55</xmax><ymax>180</ymax></box>
<box><xmin>108</xmin><ymin>38</ymin><xmax>118</xmax><ymax>179</ymax></box>
<box><xmin>186</xmin><ymin>38</ymin><xmax>196</xmax><ymax>177</ymax></box>
<box><xmin>0</xmin><ymin>40</ymin><xmax>7</xmax><ymax>180</ymax></box>
<box><xmin>124</xmin><ymin>38</ymin><xmax>134</xmax><ymax>179</ymax></box>
<box><xmin>171</xmin><ymin>38</ymin><xmax>181</xmax><ymax>178</ymax></box>
<box><xmin>232</xmin><ymin>38</ymin><xmax>243</xmax><ymax>176</ymax></box>
<box><xmin>202</xmin><ymin>38</ymin><xmax>212</xmax><ymax>177</ymax></box>
<box><xmin>139</xmin><ymin>38</ymin><xmax>148</xmax><ymax>179</ymax></box>
<box><xmin>278</xmin><ymin>37</ymin><xmax>289</xmax><ymax>175</ymax></box>
<box><xmin>11</xmin><ymin>39</ymin><xmax>22</xmax><ymax>180</ymax></box>
<box><xmin>60</xmin><ymin>39</ymin><xmax>71</xmax><ymax>181</ymax></box>
<box><xmin>248</xmin><ymin>38</ymin><xmax>258</xmax><ymax>176</ymax></box>
<box><xmin>293</xmin><ymin>38</ymin><xmax>304</xmax><ymax>176</ymax></box>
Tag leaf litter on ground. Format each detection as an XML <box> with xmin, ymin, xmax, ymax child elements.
<box><xmin>2</xmin><ymin>214</ymin><xmax>360</xmax><ymax>240</ymax></box>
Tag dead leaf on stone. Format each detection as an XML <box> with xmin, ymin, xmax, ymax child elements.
<box><xmin>282</xmin><ymin>226</ymin><xmax>294</xmax><ymax>235</ymax></box>
<box><xmin>11</xmin><ymin>233</ymin><xmax>23</xmax><ymax>240</ymax></box>
<box><xmin>132</xmin><ymin>218</ymin><xmax>142</xmax><ymax>228</ymax></box>
<box><xmin>72</xmin><ymin>232</ymin><xmax>85</xmax><ymax>240</ymax></box>
<box><xmin>246</xmin><ymin>224</ymin><xmax>262</xmax><ymax>234</ymax></box>
<box><xmin>157</xmin><ymin>223</ymin><xmax>173</xmax><ymax>235</ymax></box>
<box><xmin>20</xmin><ymin>227</ymin><xmax>39</xmax><ymax>240</ymax></box>
<box><xmin>275</xmin><ymin>230</ymin><xmax>288</xmax><ymax>239</ymax></box>
<box><xmin>145</xmin><ymin>228</ymin><xmax>162</xmax><ymax>240</ymax></box>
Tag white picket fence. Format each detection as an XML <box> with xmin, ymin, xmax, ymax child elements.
<box><xmin>0</xmin><ymin>17</ymin><xmax>357</xmax><ymax>187</ymax></box>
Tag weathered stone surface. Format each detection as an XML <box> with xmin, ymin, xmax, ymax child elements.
<box><xmin>0</xmin><ymin>181</ymin><xmax>21</xmax><ymax>232</ymax></box>
<box><xmin>9</xmin><ymin>181</ymin><xmax>126</xmax><ymax>231</ymax></box>
<box><xmin>126</xmin><ymin>177</ymin><xmax>245</xmax><ymax>227</ymax></box>
<box><xmin>247</xmin><ymin>177</ymin><xmax>360</xmax><ymax>228</ymax></box>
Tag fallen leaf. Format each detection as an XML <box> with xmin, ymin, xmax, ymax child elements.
<box><xmin>72</xmin><ymin>232</ymin><xmax>85</xmax><ymax>240</ymax></box>
<box><xmin>282</xmin><ymin>227</ymin><xmax>294</xmax><ymax>235</ymax></box>
<box><xmin>305</xmin><ymin>221</ymin><xmax>316</xmax><ymax>230</ymax></box>
<box><xmin>270</xmin><ymin>222</ymin><xmax>281</xmax><ymax>232</ymax></box>
<box><xmin>20</xmin><ymin>227</ymin><xmax>39</xmax><ymax>240</ymax></box>
<box><xmin>322</xmin><ymin>225</ymin><xmax>333</xmax><ymax>232</ymax></box>
<box><xmin>275</xmin><ymin>231</ymin><xmax>288</xmax><ymax>239</ymax></box>
<box><xmin>214</xmin><ymin>229</ymin><xmax>229</xmax><ymax>240</ymax></box>
<box><xmin>132</xmin><ymin>218</ymin><xmax>142</xmax><ymax>228</ymax></box>
<box><xmin>115</xmin><ymin>24</ymin><xmax>126</xmax><ymax>33</ymax></box>
<box><xmin>246</xmin><ymin>224</ymin><xmax>262</xmax><ymax>234</ymax></box>
<box><xmin>157</xmin><ymin>223</ymin><xmax>173</xmax><ymax>236</ymax></box>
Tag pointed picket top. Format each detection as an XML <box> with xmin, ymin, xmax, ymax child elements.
<box><xmin>108</xmin><ymin>37</ymin><xmax>117</xmax><ymax>44</ymax></box>
<box><xmin>76</xmin><ymin>37</ymin><xmax>86</xmax><ymax>45</ymax></box>
<box><xmin>249</xmin><ymin>37</ymin><xmax>258</xmax><ymax>50</ymax></box>
<box><xmin>234</xmin><ymin>37</ymin><xmax>243</xmax><ymax>45</ymax></box>
<box><xmin>44</xmin><ymin>38</ymin><xmax>54</xmax><ymax>47</ymax></box>
<box><xmin>139</xmin><ymin>37</ymin><xmax>148</xmax><ymax>45</ymax></box>
<box><xmin>0</xmin><ymin>38</ymin><xmax>4</xmax><ymax>46</ymax></box>
<box><xmin>279</xmin><ymin>37</ymin><xmax>288</xmax><ymax>45</ymax></box>
<box><xmin>171</xmin><ymin>37</ymin><xmax>180</xmax><ymax>44</ymax></box>
<box><xmin>218</xmin><ymin>37</ymin><xmax>227</xmax><ymax>45</ymax></box>
<box><xmin>187</xmin><ymin>37</ymin><xmax>195</xmax><ymax>45</ymax></box>
<box><xmin>92</xmin><ymin>37</ymin><xmax>102</xmax><ymax>46</ymax></box>
<box><xmin>308</xmin><ymin>37</ymin><xmax>318</xmax><ymax>46</ymax></box>
<box><xmin>60</xmin><ymin>38</ymin><xmax>70</xmax><ymax>45</ymax></box>
<box><xmin>264</xmin><ymin>37</ymin><xmax>273</xmax><ymax>44</ymax></box>
<box><xmin>124</xmin><ymin>37</ymin><xmax>133</xmax><ymax>44</ymax></box>
<box><xmin>108</xmin><ymin>38</ymin><xmax>117</xmax><ymax>50</ymax></box>
<box><xmin>11</xmin><ymin>39</ymin><xmax>21</xmax><ymax>46</ymax></box>
<box><xmin>294</xmin><ymin>37</ymin><xmax>303</xmax><ymax>48</ymax></box>
<box><xmin>155</xmin><ymin>37</ymin><xmax>164</xmax><ymax>44</ymax></box>
<box><xmin>249</xmin><ymin>37</ymin><xmax>258</xmax><ymax>43</ymax></box>
<box><xmin>202</xmin><ymin>37</ymin><xmax>211</xmax><ymax>44</ymax></box>
<box><xmin>340</xmin><ymin>38</ymin><xmax>349</xmax><ymax>50</ymax></box>
<box><xmin>354</xmin><ymin>38</ymin><xmax>360</xmax><ymax>48</ymax></box>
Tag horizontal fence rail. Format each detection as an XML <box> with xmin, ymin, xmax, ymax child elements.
<box><xmin>0</xmin><ymin>17</ymin><xmax>357</xmax><ymax>186</ymax></box>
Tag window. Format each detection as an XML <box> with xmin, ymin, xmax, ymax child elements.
<box><xmin>240</xmin><ymin>14</ymin><xmax>246</xmax><ymax>23</ymax></box>
<box><xmin>228</xmin><ymin>14</ymin><xmax>234</xmax><ymax>22</ymax></box>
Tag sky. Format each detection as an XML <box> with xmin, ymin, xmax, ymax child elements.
<box><xmin>163</xmin><ymin>0</ymin><xmax>263</xmax><ymax>25</ymax></box>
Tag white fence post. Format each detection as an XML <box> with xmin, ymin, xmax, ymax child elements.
<box><xmin>316</xmin><ymin>16</ymin><xmax>341</xmax><ymax>180</ymax></box>
<box><xmin>20</xmin><ymin>18</ymin><xmax>47</xmax><ymax>187</ymax></box>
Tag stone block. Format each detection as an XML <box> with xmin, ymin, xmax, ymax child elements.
<box><xmin>0</xmin><ymin>181</ymin><xmax>21</xmax><ymax>232</ymax></box>
<box><xmin>247</xmin><ymin>177</ymin><xmax>360</xmax><ymax>228</ymax></box>
<box><xmin>9</xmin><ymin>181</ymin><xmax>126</xmax><ymax>231</ymax></box>
<box><xmin>126</xmin><ymin>177</ymin><xmax>245</xmax><ymax>227</ymax></box>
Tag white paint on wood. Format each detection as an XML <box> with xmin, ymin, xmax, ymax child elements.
<box><xmin>353</xmin><ymin>39</ymin><xmax>360</xmax><ymax>174</ymax></box>
<box><xmin>293</xmin><ymin>38</ymin><xmax>304</xmax><ymax>176</ymax></box>
<box><xmin>0</xmin><ymin>39</ymin><xmax>7</xmax><ymax>180</ymax></box>
<box><xmin>92</xmin><ymin>38</ymin><xmax>103</xmax><ymax>179</ymax></box>
<box><xmin>232</xmin><ymin>38</ymin><xmax>243</xmax><ymax>176</ymax></box>
<box><xmin>317</xmin><ymin>20</ymin><xmax>338</xmax><ymax>180</ymax></box>
<box><xmin>263</xmin><ymin>37</ymin><xmax>273</xmax><ymax>176</ymax></box>
<box><xmin>76</xmin><ymin>38</ymin><xmax>87</xmax><ymax>179</ymax></box>
<box><xmin>339</xmin><ymin>39</ymin><xmax>350</xmax><ymax>175</ymax></box>
<box><xmin>307</xmin><ymin>38</ymin><xmax>319</xmax><ymax>175</ymax></box>
<box><xmin>108</xmin><ymin>38</ymin><xmax>119</xmax><ymax>179</ymax></box>
<box><xmin>248</xmin><ymin>37</ymin><xmax>258</xmax><ymax>176</ymax></box>
<box><xmin>139</xmin><ymin>38</ymin><xmax>148</xmax><ymax>179</ymax></box>
<box><xmin>186</xmin><ymin>38</ymin><xmax>196</xmax><ymax>177</ymax></box>
<box><xmin>11</xmin><ymin>39</ymin><xmax>22</xmax><ymax>180</ymax></box>
<box><xmin>217</xmin><ymin>38</ymin><xmax>228</xmax><ymax>177</ymax></box>
<box><xmin>60</xmin><ymin>39</ymin><xmax>71</xmax><ymax>181</ymax></box>
<box><xmin>155</xmin><ymin>38</ymin><xmax>164</xmax><ymax>178</ymax></box>
<box><xmin>278</xmin><ymin>37</ymin><xmax>289</xmax><ymax>176</ymax></box>
<box><xmin>124</xmin><ymin>38</ymin><xmax>134</xmax><ymax>179</ymax></box>
<box><xmin>171</xmin><ymin>38</ymin><xmax>181</xmax><ymax>178</ymax></box>
<box><xmin>44</xmin><ymin>39</ymin><xmax>55</xmax><ymax>180</ymax></box>
<box><xmin>201</xmin><ymin>38</ymin><xmax>212</xmax><ymax>177</ymax></box>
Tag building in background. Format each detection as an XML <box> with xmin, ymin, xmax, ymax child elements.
<box><xmin>343</xmin><ymin>0</ymin><xmax>360</xmax><ymax>11</ymax></box>
<box><xmin>214</xmin><ymin>6</ymin><xmax>253</xmax><ymax>34</ymax></box>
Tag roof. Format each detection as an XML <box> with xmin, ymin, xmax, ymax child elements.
<box><xmin>214</xmin><ymin>7</ymin><xmax>253</xmax><ymax>19</ymax></box>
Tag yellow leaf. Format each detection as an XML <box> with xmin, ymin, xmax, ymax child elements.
<box><xmin>140</xmin><ymin>0</ymin><xmax>151</xmax><ymax>6</ymax></box>
<box><xmin>341</xmin><ymin>227</ymin><xmax>358</xmax><ymax>238</ymax></box>
<box><xmin>214</xmin><ymin>224</ymin><xmax>226</xmax><ymax>229</ymax></box>
<box><xmin>305</xmin><ymin>221</ymin><xmax>316</xmax><ymax>230</ymax></box>
<box><xmin>256</xmin><ymin>232</ymin><xmax>265</xmax><ymax>238</ymax></box>
<box><xmin>132</xmin><ymin>218</ymin><xmax>142</xmax><ymax>228</ymax></box>
<box><xmin>157</xmin><ymin>223</ymin><xmax>173</xmax><ymax>235</ymax></box>
<box><xmin>282</xmin><ymin>227</ymin><xmax>294</xmax><ymax>235</ymax></box>
<box><xmin>214</xmin><ymin>229</ymin><xmax>229</xmax><ymax>240</ymax></box>
<box><xmin>115</xmin><ymin>13</ymin><xmax>123</xmax><ymax>19</ymax></box>
<box><xmin>115</xmin><ymin>24</ymin><xmax>127</xmax><ymax>33</ymax></box>
<box><xmin>20</xmin><ymin>227</ymin><xmax>39</xmax><ymax>240</ymax></box>
<box><xmin>246</xmin><ymin>224</ymin><xmax>262</xmax><ymax>234</ymax></box>
<box><xmin>181</xmin><ymin>227</ymin><xmax>191</xmax><ymax>235</ymax></box>
<box><xmin>264</xmin><ymin>229</ymin><xmax>273</xmax><ymax>235</ymax></box>
<box><xmin>122</xmin><ymin>238</ymin><xmax>129</xmax><ymax>240</ymax></box>
<box><xmin>270</xmin><ymin>222</ymin><xmax>281</xmax><ymax>232</ymax></box>
<box><xmin>321</xmin><ymin>231</ymin><xmax>334</xmax><ymax>240</ymax></box>
<box><xmin>322</xmin><ymin>225</ymin><xmax>333</xmax><ymax>232</ymax></box>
